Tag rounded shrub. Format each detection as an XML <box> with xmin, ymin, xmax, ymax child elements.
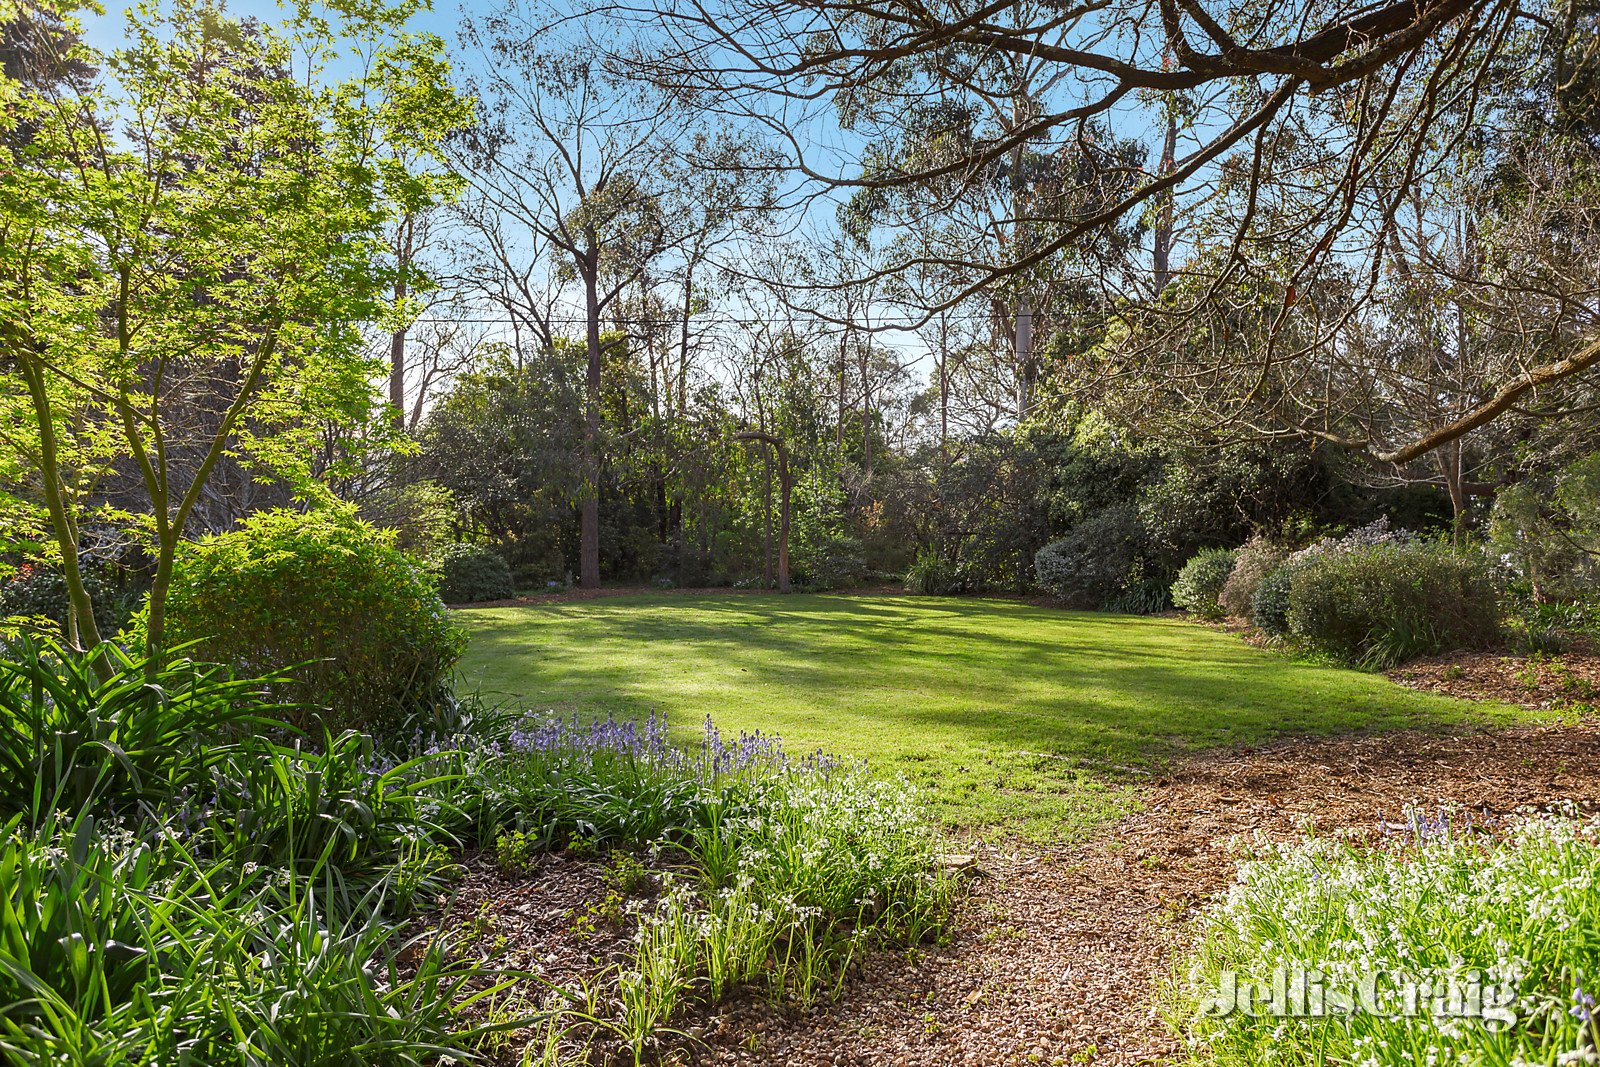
<box><xmin>161</xmin><ymin>508</ymin><xmax>466</xmax><ymax>734</ymax></box>
<box><xmin>1034</xmin><ymin>503</ymin><xmax>1147</xmax><ymax>608</ymax></box>
<box><xmin>1252</xmin><ymin>520</ymin><xmax>1414</xmax><ymax>638</ymax></box>
<box><xmin>1283</xmin><ymin>541</ymin><xmax>1501</xmax><ymax>667</ymax></box>
<box><xmin>1170</xmin><ymin>547</ymin><xmax>1237</xmax><ymax>620</ymax></box>
<box><xmin>432</xmin><ymin>543</ymin><xmax>514</xmax><ymax>603</ymax></box>
<box><xmin>1219</xmin><ymin>536</ymin><xmax>1290</xmax><ymax>620</ymax></box>
<box><xmin>1250</xmin><ymin>559</ymin><xmax>1303</xmax><ymax>638</ymax></box>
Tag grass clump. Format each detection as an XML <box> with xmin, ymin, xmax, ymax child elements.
<box><xmin>1177</xmin><ymin>808</ymin><xmax>1600</xmax><ymax>1067</ymax></box>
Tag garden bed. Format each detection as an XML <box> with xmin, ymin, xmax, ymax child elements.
<box><xmin>442</xmin><ymin>721</ymin><xmax>1600</xmax><ymax>1066</ymax></box>
<box><xmin>1387</xmin><ymin>644</ymin><xmax>1600</xmax><ymax>709</ymax></box>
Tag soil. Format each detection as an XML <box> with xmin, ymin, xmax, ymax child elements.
<box><xmin>436</xmin><ymin>719</ymin><xmax>1600</xmax><ymax>1067</ymax></box>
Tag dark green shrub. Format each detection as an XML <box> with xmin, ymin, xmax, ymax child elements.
<box><xmin>1284</xmin><ymin>542</ymin><xmax>1502</xmax><ymax>667</ymax></box>
<box><xmin>792</xmin><ymin>532</ymin><xmax>869</xmax><ymax>591</ymax></box>
<box><xmin>904</xmin><ymin>551</ymin><xmax>957</xmax><ymax>595</ymax></box>
<box><xmin>1034</xmin><ymin>503</ymin><xmax>1149</xmax><ymax>608</ymax></box>
<box><xmin>1171</xmin><ymin>547</ymin><xmax>1237</xmax><ymax>620</ymax></box>
<box><xmin>0</xmin><ymin>561</ymin><xmax>142</xmax><ymax>641</ymax></box>
<box><xmin>1219</xmin><ymin>536</ymin><xmax>1290</xmax><ymax>619</ymax></box>
<box><xmin>162</xmin><ymin>509</ymin><xmax>466</xmax><ymax>735</ymax></box>
<box><xmin>431</xmin><ymin>543</ymin><xmax>514</xmax><ymax>603</ymax></box>
<box><xmin>1250</xmin><ymin>559</ymin><xmax>1304</xmax><ymax>638</ymax></box>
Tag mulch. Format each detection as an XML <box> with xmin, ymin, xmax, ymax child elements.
<box><xmin>435</xmin><ymin>717</ymin><xmax>1600</xmax><ymax>1066</ymax></box>
<box><xmin>1386</xmin><ymin>645</ymin><xmax>1600</xmax><ymax>709</ymax></box>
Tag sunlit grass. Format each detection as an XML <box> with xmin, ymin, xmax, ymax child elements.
<box><xmin>457</xmin><ymin>593</ymin><xmax>1544</xmax><ymax>840</ymax></box>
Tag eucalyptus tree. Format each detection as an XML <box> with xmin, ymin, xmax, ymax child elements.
<box><xmin>452</xmin><ymin>3</ymin><xmax>775</xmax><ymax>587</ymax></box>
<box><xmin>0</xmin><ymin>0</ymin><xmax>465</xmax><ymax>660</ymax></box>
<box><xmin>623</xmin><ymin>0</ymin><xmax>1600</xmax><ymax>477</ymax></box>
<box><xmin>1075</xmin><ymin>7</ymin><xmax>1600</xmax><ymax>531</ymax></box>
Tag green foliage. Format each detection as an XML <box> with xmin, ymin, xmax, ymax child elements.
<box><xmin>1283</xmin><ymin>542</ymin><xmax>1502</xmax><ymax>667</ymax></box>
<box><xmin>1034</xmin><ymin>503</ymin><xmax>1153</xmax><ymax>609</ymax></box>
<box><xmin>791</xmin><ymin>530</ymin><xmax>869</xmax><ymax>591</ymax></box>
<box><xmin>0</xmin><ymin>636</ymin><xmax>276</xmax><ymax>824</ymax></box>
<box><xmin>161</xmin><ymin>509</ymin><xmax>466</xmax><ymax>735</ymax></box>
<box><xmin>1218</xmin><ymin>536</ymin><xmax>1289</xmax><ymax>620</ymax></box>
<box><xmin>0</xmin><ymin>814</ymin><xmax>491</xmax><ymax>1066</ymax></box>
<box><xmin>1250</xmin><ymin>558</ymin><xmax>1304</xmax><ymax>638</ymax></box>
<box><xmin>200</xmin><ymin>732</ymin><xmax>463</xmax><ymax>901</ymax></box>
<box><xmin>1504</xmin><ymin>595</ymin><xmax>1599</xmax><ymax>655</ymax></box>
<box><xmin>1178</xmin><ymin>811</ymin><xmax>1600</xmax><ymax>1067</ymax></box>
<box><xmin>0</xmin><ymin>635</ymin><xmax>497</xmax><ymax>1064</ymax></box>
<box><xmin>1171</xmin><ymin>547</ymin><xmax>1237</xmax><ymax>620</ymax></box>
<box><xmin>432</xmin><ymin>542</ymin><xmax>515</xmax><ymax>603</ymax></box>
<box><xmin>904</xmin><ymin>550</ymin><xmax>958</xmax><ymax>594</ymax></box>
<box><xmin>1253</xmin><ymin>520</ymin><xmax>1416</xmax><ymax>640</ymax></box>
<box><xmin>0</xmin><ymin>560</ymin><xmax>142</xmax><ymax>641</ymax></box>
<box><xmin>472</xmin><ymin>712</ymin><xmax>953</xmax><ymax>1048</ymax></box>
<box><xmin>1490</xmin><ymin>453</ymin><xmax>1600</xmax><ymax>601</ymax></box>
<box><xmin>0</xmin><ymin>0</ymin><xmax>468</xmax><ymax>654</ymax></box>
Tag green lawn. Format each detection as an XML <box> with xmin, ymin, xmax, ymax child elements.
<box><xmin>456</xmin><ymin>592</ymin><xmax>1541</xmax><ymax>840</ymax></box>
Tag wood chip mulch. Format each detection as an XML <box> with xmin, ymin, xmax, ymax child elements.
<box><xmin>1385</xmin><ymin>646</ymin><xmax>1600</xmax><ymax>709</ymax></box>
<box><xmin>432</xmin><ymin>720</ymin><xmax>1600</xmax><ymax>1067</ymax></box>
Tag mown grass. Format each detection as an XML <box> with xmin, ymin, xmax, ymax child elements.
<box><xmin>457</xmin><ymin>592</ymin><xmax>1546</xmax><ymax>840</ymax></box>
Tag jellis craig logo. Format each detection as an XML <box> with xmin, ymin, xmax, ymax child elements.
<box><xmin>1200</xmin><ymin>966</ymin><xmax>1521</xmax><ymax>1028</ymax></box>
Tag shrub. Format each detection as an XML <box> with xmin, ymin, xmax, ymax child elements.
<box><xmin>1034</xmin><ymin>503</ymin><xmax>1149</xmax><ymax>608</ymax></box>
<box><xmin>161</xmin><ymin>509</ymin><xmax>466</xmax><ymax>735</ymax></box>
<box><xmin>1178</xmin><ymin>810</ymin><xmax>1600</xmax><ymax>1067</ymax></box>
<box><xmin>1252</xmin><ymin>519</ymin><xmax>1415</xmax><ymax>639</ymax></box>
<box><xmin>1284</xmin><ymin>541</ymin><xmax>1501</xmax><ymax>667</ymax></box>
<box><xmin>432</xmin><ymin>543</ymin><xmax>514</xmax><ymax>603</ymax></box>
<box><xmin>1505</xmin><ymin>595</ymin><xmax>1598</xmax><ymax>655</ymax></box>
<box><xmin>904</xmin><ymin>551</ymin><xmax>957</xmax><ymax>595</ymax></box>
<box><xmin>1170</xmin><ymin>547</ymin><xmax>1237</xmax><ymax>620</ymax></box>
<box><xmin>792</xmin><ymin>532</ymin><xmax>869</xmax><ymax>591</ymax></box>
<box><xmin>1490</xmin><ymin>454</ymin><xmax>1600</xmax><ymax>601</ymax></box>
<box><xmin>1218</xmin><ymin>536</ymin><xmax>1289</xmax><ymax>619</ymax></box>
<box><xmin>0</xmin><ymin>560</ymin><xmax>142</xmax><ymax>641</ymax></box>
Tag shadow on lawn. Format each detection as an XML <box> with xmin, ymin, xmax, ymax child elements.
<box><xmin>459</xmin><ymin>593</ymin><xmax>1516</xmax><ymax>769</ymax></box>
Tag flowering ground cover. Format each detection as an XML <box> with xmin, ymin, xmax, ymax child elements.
<box><xmin>457</xmin><ymin>592</ymin><xmax>1549</xmax><ymax>839</ymax></box>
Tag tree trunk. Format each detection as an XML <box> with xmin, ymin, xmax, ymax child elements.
<box><xmin>937</xmin><ymin>308</ymin><xmax>949</xmax><ymax>453</ymax></box>
<box><xmin>580</xmin><ymin>257</ymin><xmax>603</xmax><ymax>589</ymax></box>
<box><xmin>1440</xmin><ymin>438</ymin><xmax>1469</xmax><ymax>548</ymax></box>
<box><xmin>389</xmin><ymin>214</ymin><xmax>413</xmax><ymax>425</ymax></box>
<box><xmin>735</xmin><ymin>430</ymin><xmax>792</xmax><ymax>593</ymax></box>
<box><xmin>1153</xmin><ymin>113</ymin><xmax>1177</xmax><ymax>294</ymax></box>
